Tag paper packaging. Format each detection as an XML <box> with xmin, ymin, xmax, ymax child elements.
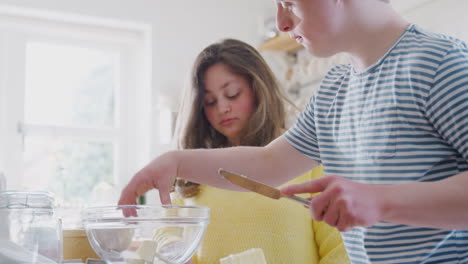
<box><xmin>63</xmin><ymin>229</ymin><xmax>100</xmax><ymax>262</ymax></box>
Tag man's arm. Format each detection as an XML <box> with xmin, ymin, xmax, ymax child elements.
<box><xmin>380</xmin><ymin>171</ymin><xmax>468</xmax><ymax>230</ymax></box>
<box><xmin>119</xmin><ymin>136</ymin><xmax>318</xmax><ymax>205</ymax></box>
<box><xmin>282</xmin><ymin>171</ymin><xmax>468</xmax><ymax>231</ymax></box>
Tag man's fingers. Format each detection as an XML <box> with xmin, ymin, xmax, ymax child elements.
<box><xmin>281</xmin><ymin>181</ymin><xmax>317</xmax><ymax>195</ymax></box>
<box><xmin>336</xmin><ymin>201</ymin><xmax>351</xmax><ymax>232</ymax></box>
<box><xmin>281</xmin><ymin>176</ymin><xmax>333</xmax><ymax>195</ymax></box>
<box><xmin>310</xmin><ymin>186</ymin><xmax>334</xmax><ymax>221</ymax></box>
<box><xmin>322</xmin><ymin>198</ymin><xmax>339</xmax><ymax>227</ymax></box>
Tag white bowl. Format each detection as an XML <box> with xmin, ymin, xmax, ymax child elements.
<box><xmin>83</xmin><ymin>205</ymin><xmax>209</xmax><ymax>264</ymax></box>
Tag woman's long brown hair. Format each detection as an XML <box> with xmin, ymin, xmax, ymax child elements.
<box><xmin>174</xmin><ymin>39</ymin><xmax>291</xmax><ymax>198</ymax></box>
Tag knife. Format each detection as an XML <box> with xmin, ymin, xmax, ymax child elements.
<box><xmin>218</xmin><ymin>168</ymin><xmax>310</xmax><ymax>208</ymax></box>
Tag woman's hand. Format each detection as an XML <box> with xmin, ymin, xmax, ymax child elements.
<box><xmin>118</xmin><ymin>151</ymin><xmax>179</xmax><ymax>206</ymax></box>
<box><xmin>281</xmin><ymin>176</ymin><xmax>385</xmax><ymax>232</ymax></box>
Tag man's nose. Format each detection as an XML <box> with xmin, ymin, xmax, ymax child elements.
<box><xmin>276</xmin><ymin>4</ymin><xmax>293</xmax><ymax>32</ymax></box>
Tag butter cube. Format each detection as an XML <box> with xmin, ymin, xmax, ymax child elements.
<box><xmin>152</xmin><ymin>226</ymin><xmax>183</xmax><ymax>251</ymax></box>
<box><xmin>125</xmin><ymin>259</ymin><xmax>146</xmax><ymax>264</ymax></box>
<box><xmin>136</xmin><ymin>240</ymin><xmax>158</xmax><ymax>263</ymax></box>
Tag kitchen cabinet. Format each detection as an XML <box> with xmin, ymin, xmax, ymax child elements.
<box><xmin>258</xmin><ymin>32</ymin><xmax>348</xmax><ymax>111</ymax></box>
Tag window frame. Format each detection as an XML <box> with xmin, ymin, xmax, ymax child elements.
<box><xmin>0</xmin><ymin>5</ymin><xmax>152</xmax><ymax>203</ymax></box>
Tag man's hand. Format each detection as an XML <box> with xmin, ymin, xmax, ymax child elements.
<box><xmin>281</xmin><ymin>176</ymin><xmax>384</xmax><ymax>232</ymax></box>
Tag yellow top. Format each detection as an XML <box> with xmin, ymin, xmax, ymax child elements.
<box><xmin>174</xmin><ymin>166</ymin><xmax>350</xmax><ymax>264</ymax></box>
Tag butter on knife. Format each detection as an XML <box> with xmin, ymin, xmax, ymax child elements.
<box><xmin>218</xmin><ymin>168</ymin><xmax>310</xmax><ymax>208</ymax></box>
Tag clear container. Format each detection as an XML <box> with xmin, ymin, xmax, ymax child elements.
<box><xmin>83</xmin><ymin>205</ymin><xmax>210</xmax><ymax>264</ymax></box>
<box><xmin>0</xmin><ymin>191</ymin><xmax>62</xmax><ymax>264</ymax></box>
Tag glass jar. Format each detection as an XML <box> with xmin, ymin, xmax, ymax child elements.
<box><xmin>0</xmin><ymin>191</ymin><xmax>62</xmax><ymax>264</ymax></box>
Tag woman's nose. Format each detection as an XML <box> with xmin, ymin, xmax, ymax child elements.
<box><xmin>218</xmin><ymin>100</ymin><xmax>231</xmax><ymax>113</ymax></box>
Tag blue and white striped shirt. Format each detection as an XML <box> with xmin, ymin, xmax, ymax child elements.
<box><xmin>285</xmin><ymin>24</ymin><xmax>468</xmax><ymax>263</ymax></box>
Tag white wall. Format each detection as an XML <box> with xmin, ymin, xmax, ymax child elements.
<box><xmin>2</xmin><ymin>0</ymin><xmax>465</xmax><ymax>103</ymax></box>
<box><xmin>0</xmin><ymin>0</ymin><xmax>275</xmax><ymax>103</ymax></box>
<box><xmin>399</xmin><ymin>0</ymin><xmax>468</xmax><ymax>42</ymax></box>
<box><xmin>0</xmin><ymin>0</ymin><xmax>276</xmax><ymax>159</ymax></box>
<box><xmin>1</xmin><ymin>0</ymin><xmax>466</xmax><ymax>104</ymax></box>
<box><xmin>1</xmin><ymin>0</ymin><xmax>467</xmax><ymax>155</ymax></box>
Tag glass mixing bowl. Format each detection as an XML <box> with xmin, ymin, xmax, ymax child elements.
<box><xmin>83</xmin><ymin>205</ymin><xmax>209</xmax><ymax>264</ymax></box>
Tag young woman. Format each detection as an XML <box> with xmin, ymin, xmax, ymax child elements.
<box><xmin>172</xmin><ymin>39</ymin><xmax>349</xmax><ymax>264</ymax></box>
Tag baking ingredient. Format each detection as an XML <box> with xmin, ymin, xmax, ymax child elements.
<box><xmin>125</xmin><ymin>259</ymin><xmax>146</xmax><ymax>264</ymax></box>
<box><xmin>136</xmin><ymin>240</ymin><xmax>158</xmax><ymax>262</ymax></box>
<box><xmin>93</xmin><ymin>228</ymin><xmax>134</xmax><ymax>252</ymax></box>
<box><xmin>152</xmin><ymin>226</ymin><xmax>183</xmax><ymax>251</ymax></box>
<box><xmin>132</xmin><ymin>226</ymin><xmax>185</xmax><ymax>263</ymax></box>
<box><xmin>0</xmin><ymin>240</ymin><xmax>57</xmax><ymax>264</ymax></box>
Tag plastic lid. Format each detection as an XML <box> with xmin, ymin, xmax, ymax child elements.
<box><xmin>0</xmin><ymin>190</ymin><xmax>54</xmax><ymax>209</ymax></box>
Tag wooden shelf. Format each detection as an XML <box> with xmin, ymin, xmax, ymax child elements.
<box><xmin>258</xmin><ymin>33</ymin><xmax>303</xmax><ymax>53</ymax></box>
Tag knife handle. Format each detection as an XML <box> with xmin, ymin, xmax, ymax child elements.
<box><xmin>284</xmin><ymin>195</ymin><xmax>311</xmax><ymax>208</ymax></box>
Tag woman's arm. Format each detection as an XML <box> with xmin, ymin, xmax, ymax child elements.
<box><xmin>119</xmin><ymin>136</ymin><xmax>318</xmax><ymax>205</ymax></box>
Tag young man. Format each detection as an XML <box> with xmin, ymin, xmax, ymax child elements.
<box><xmin>120</xmin><ymin>0</ymin><xmax>468</xmax><ymax>262</ymax></box>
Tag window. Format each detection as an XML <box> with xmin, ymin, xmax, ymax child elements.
<box><xmin>0</xmin><ymin>6</ymin><xmax>152</xmax><ymax>206</ymax></box>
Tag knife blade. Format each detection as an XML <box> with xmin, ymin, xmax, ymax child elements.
<box><xmin>218</xmin><ymin>168</ymin><xmax>310</xmax><ymax>208</ymax></box>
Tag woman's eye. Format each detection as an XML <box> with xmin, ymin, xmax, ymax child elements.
<box><xmin>227</xmin><ymin>92</ymin><xmax>239</xmax><ymax>99</ymax></box>
<box><xmin>204</xmin><ymin>100</ymin><xmax>216</xmax><ymax>106</ymax></box>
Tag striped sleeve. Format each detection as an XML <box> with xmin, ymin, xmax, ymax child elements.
<box><xmin>284</xmin><ymin>95</ymin><xmax>321</xmax><ymax>162</ymax></box>
<box><xmin>426</xmin><ymin>45</ymin><xmax>468</xmax><ymax>160</ymax></box>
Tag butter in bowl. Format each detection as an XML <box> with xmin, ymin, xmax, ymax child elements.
<box><xmin>82</xmin><ymin>205</ymin><xmax>210</xmax><ymax>264</ymax></box>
